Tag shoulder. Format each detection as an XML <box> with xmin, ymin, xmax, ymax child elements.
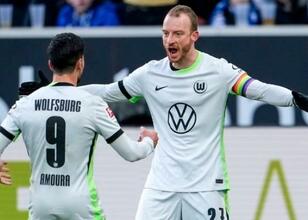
<box><xmin>78</xmin><ymin>89</ymin><xmax>109</xmax><ymax>110</ymax></box>
<box><xmin>145</xmin><ymin>57</ymin><xmax>170</xmax><ymax>72</ymax></box>
<box><xmin>199</xmin><ymin>52</ymin><xmax>242</xmax><ymax>78</ymax></box>
<box><xmin>147</xmin><ymin>57</ymin><xmax>168</xmax><ymax>66</ymax></box>
<box><xmin>70</xmin><ymin>87</ymin><xmax>108</xmax><ymax>106</ymax></box>
<box><xmin>7</xmin><ymin>95</ymin><xmax>31</xmax><ymax>118</ymax></box>
<box><xmin>86</xmin><ymin>95</ymin><xmax>112</xmax><ymax>121</ymax></box>
<box><xmin>199</xmin><ymin>52</ymin><xmax>225</xmax><ymax>68</ymax></box>
<box><xmin>128</xmin><ymin>57</ymin><xmax>169</xmax><ymax>79</ymax></box>
<box><xmin>16</xmin><ymin>86</ymin><xmax>47</xmax><ymax>107</ymax></box>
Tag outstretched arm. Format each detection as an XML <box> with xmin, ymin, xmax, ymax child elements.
<box><xmin>232</xmin><ymin>73</ymin><xmax>308</xmax><ymax>112</ymax></box>
<box><xmin>80</xmin><ymin>83</ymin><xmax>127</xmax><ymax>102</ymax></box>
<box><xmin>242</xmin><ymin>79</ymin><xmax>293</xmax><ymax>106</ymax></box>
<box><xmin>109</xmin><ymin>127</ymin><xmax>158</xmax><ymax>162</ymax></box>
<box><xmin>18</xmin><ymin>71</ymin><xmax>133</xmax><ymax>103</ymax></box>
<box><xmin>92</xmin><ymin>97</ymin><xmax>157</xmax><ymax>162</ymax></box>
<box><xmin>80</xmin><ymin>67</ymin><xmax>145</xmax><ymax>103</ymax></box>
<box><xmin>19</xmin><ymin>70</ymin><xmax>144</xmax><ymax>104</ymax></box>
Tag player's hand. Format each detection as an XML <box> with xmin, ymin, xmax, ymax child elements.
<box><xmin>18</xmin><ymin>70</ymin><xmax>50</xmax><ymax>97</ymax></box>
<box><xmin>138</xmin><ymin>126</ymin><xmax>158</xmax><ymax>148</ymax></box>
<box><xmin>0</xmin><ymin>160</ymin><xmax>12</xmax><ymax>185</ymax></box>
<box><xmin>292</xmin><ymin>91</ymin><xmax>308</xmax><ymax>112</ymax></box>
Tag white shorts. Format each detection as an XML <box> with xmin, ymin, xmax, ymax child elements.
<box><xmin>135</xmin><ymin>189</ymin><xmax>230</xmax><ymax>220</ymax></box>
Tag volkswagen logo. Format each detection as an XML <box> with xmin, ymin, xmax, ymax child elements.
<box><xmin>168</xmin><ymin>103</ymin><xmax>197</xmax><ymax>134</ymax></box>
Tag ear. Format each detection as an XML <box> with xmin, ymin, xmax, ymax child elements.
<box><xmin>48</xmin><ymin>60</ymin><xmax>54</xmax><ymax>71</ymax></box>
<box><xmin>77</xmin><ymin>56</ymin><xmax>84</xmax><ymax>70</ymax></box>
<box><xmin>191</xmin><ymin>31</ymin><xmax>199</xmax><ymax>42</ymax></box>
<box><xmin>75</xmin><ymin>56</ymin><xmax>84</xmax><ymax>74</ymax></box>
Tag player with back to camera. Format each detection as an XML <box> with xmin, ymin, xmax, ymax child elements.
<box><xmin>0</xmin><ymin>32</ymin><xmax>158</xmax><ymax>220</ymax></box>
<box><xmin>17</xmin><ymin>5</ymin><xmax>308</xmax><ymax>220</ymax></box>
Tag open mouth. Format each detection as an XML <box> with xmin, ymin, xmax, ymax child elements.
<box><xmin>168</xmin><ymin>48</ymin><xmax>178</xmax><ymax>55</ymax></box>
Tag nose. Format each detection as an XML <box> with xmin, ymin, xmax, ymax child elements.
<box><xmin>165</xmin><ymin>34</ymin><xmax>175</xmax><ymax>45</ymax></box>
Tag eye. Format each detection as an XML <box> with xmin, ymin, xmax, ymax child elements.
<box><xmin>163</xmin><ymin>31</ymin><xmax>169</xmax><ymax>37</ymax></box>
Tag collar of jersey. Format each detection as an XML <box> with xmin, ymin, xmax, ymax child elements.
<box><xmin>49</xmin><ymin>82</ymin><xmax>75</xmax><ymax>87</ymax></box>
<box><xmin>174</xmin><ymin>50</ymin><xmax>202</xmax><ymax>75</ymax></box>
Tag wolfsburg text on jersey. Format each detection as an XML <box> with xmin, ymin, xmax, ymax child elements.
<box><xmin>34</xmin><ymin>99</ymin><xmax>81</xmax><ymax>112</ymax></box>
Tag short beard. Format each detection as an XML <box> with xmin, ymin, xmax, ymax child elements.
<box><xmin>174</xmin><ymin>42</ymin><xmax>193</xmax><ymax>65</ymax></box>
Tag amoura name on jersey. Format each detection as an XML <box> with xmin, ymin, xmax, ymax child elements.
<box><xmin>40</xmin><ymin>173</ymin><xmax>70</xmax><ymax>187</ymax></box>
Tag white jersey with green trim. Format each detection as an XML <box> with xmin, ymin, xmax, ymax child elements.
<box><xmin>81</xmin><ymin>51</ymin><xmax>293</xmax><ymax>192</ymax></box>
<box><xmin>120</xmin><ymin>51</ymin><xmax>243</xmax><ymax>192</ymax></box>
<box><xmin>83</xmin><ymin>51</ymin><xmax>244</xmax><ymax>192</ymax></box>
<box><xmin>0</xmin><ymin>82</ymin><xmax>124</xmax><ymax>220</ymax></box>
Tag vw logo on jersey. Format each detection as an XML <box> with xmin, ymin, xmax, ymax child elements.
<box><xmin>193</xmin><ymin>80</ymin><xmax>207</xmax><ymax>94</ymax></box>
<box><xmin>168</xmin><ymin>103</ymin><xmax>197</xmax><ymax>134</ymax></box>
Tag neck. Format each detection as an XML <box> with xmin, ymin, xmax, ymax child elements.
<box><xmin>173</xmin><ymin>48</ymin><xmax>198</xmax><ymax>69</ymax></box>
<box><xmin>53</xmin><ymin>72</ymin><xmax>78</xmax><ymax>86</ymax></box>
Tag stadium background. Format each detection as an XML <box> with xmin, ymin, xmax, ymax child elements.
<box><xmin>0</xmin><ymin>27</ymin><xmax>307</xmax><ymax>219</ymax></box>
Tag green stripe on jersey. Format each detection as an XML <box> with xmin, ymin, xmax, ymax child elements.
<box><xmin>48</xmin><ymin>82</ymin><xmax>58</xmax><ymax>87</ymax></box>
<box><xmin>129</xmin><ymin>96</ymin><xmax>142</xmax><ymax>104</ymax></box>
<box><xmin>87</xmin><ymin>134</ymin><xmax>106</xmax><ymax>220</ymax></box>
<box><xmin>13</xmin><ymin>130</ymin><xmax>21</xmax><ymax>142</ymax></box>
<box><xmin>224</xmin><ymin>190</ymin><xmax>230</xmax><ymax>214</ymax></box>
<box><xmin>219</xmin><ymin>99</ymin><xmax>230</xmax><ymax>190</ymax></box>
<box><xmin>176</xmin><ymin>51</ymin><xmax>202</xmax><ymax>75</ymax></box>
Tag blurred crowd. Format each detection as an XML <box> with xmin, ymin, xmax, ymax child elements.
<box><xmin>0</xmin><ymin>0</ymin><xmax>307</xmax><ymax>28</ymax></box>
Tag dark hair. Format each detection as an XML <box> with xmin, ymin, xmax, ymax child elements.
<box><xmin>166</xmin><ymin>5</ymin><xmax>198</xmax><ymax>32</ymax></box>
<box><xmin>47</xmin><ymin>32</ymin><xmax>84</xmax><ymax>73</ymax></box>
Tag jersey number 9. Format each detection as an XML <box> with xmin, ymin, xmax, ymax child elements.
<box><xmin>46</xmin><ymin>116</ymin><xmax>66</xmax><ymax>168</ymax></box>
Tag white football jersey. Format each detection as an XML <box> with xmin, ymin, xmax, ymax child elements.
<box><xmin>0</xmin><ymin>82</ymin><xmax>124</xmax><ymax>220</ymax></box>
<box><xmin>81</xmin><ymin>51</ymin><xmax>257</xmax><ymax>192</ymax></box>
<box><xmin>117</xmin><ymin>51</ymin><xmax>244</xmax><ymax>192</ymax></box>
<box><xmin>119</xmin><ymin>52</ymin><xmax>243</xmax><ymax>192</ymax></box>
<box><xmin>81</xmin><ymin>50</ymin><xmax>293</xmax><ymax>194</ymax></box>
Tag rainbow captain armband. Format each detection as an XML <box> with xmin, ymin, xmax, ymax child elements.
<box><xmin>232</xmin><ymin>73</ymin><xmax>255</xmax><ymax>97</ymax></box>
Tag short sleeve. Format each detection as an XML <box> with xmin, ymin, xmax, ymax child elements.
<box><xmin>219</xmin><ymin>58</ymin><xmax>248</xmax><ymax>93</ymax></box>
<box><xmin>91</xmin><ymin>97</ymin><xmax>123</xmax><ymax>144</ymax></box>
<box><xmin>1</xmin><ymin>102</ymin><xmax>21</xmax><ymax>140</ymax></box>
<box><xmin>80</xmin><ymin>82</ymin><xmax>127</xmax><ymax>102</ymax></box>
<box><xmin>121</xmin><ymin>64</ymin><xmax>148</xmax><ymax>98</ymax></box>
